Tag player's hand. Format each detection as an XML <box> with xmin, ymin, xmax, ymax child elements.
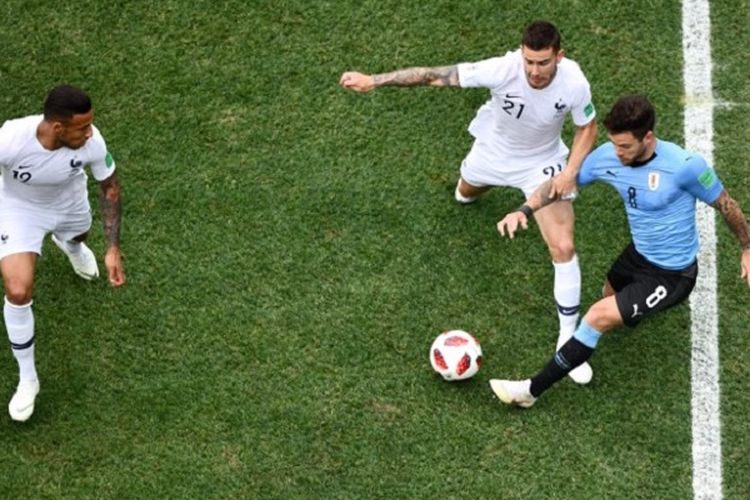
<box><xmin>104</xmin><ymin>246</ymin><xmax>126</xmax><ymax>287</ymax></box>
<box><xmin>340</xmin><ymin>71</ymin><xmax>376</xmax><ymax>92</ymax></box>
<box><xmin>741</xmin><ymin>248</ymin><xmax>750</xmax><ymax>288</ymax></box>
<box><xmin>497</xmin><ymin>212</ymin><xmax>529</xmax><ymax>239</ymax></box>
<box><xmin>549</xmin><ymin>171</ymin><xmax>578</xmax><ymax>201</ymax></box>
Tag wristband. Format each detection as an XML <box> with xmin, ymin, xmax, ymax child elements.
<box><xmin>518</xmin><ymin>205</ymin><xmax>534</xmax><ymax>218</ymax></box>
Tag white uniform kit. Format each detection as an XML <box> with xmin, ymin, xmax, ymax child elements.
<box><xmin>0</xmin><ymin>114</ymin><xmax>116</xmax><ymax>258</ymax></box>
<box><xmin>457</xmin><ymin>49</ymin><xmax>595</xmax><ymax>196</ymax></box>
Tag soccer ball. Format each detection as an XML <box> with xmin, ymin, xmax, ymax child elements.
<box><xmin>429</xmin><ymin>330</ymin><xmax>482</xmax><ymax>381</ymax></box>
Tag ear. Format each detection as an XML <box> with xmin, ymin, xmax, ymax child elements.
<box><xmin>51</xmin><ymin>121</ymin><xmax>65</xmax><ymax>136</ymax></box>
<box><xmin>556</xmin><ymin>49</ymin><xmax>565</xmax><ymax>62</ymax></box>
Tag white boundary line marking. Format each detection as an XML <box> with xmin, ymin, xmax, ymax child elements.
<box><xmin>683</xmin><ymin>1</ymin><xmax>722</xmax><ymax>498</ymax></box>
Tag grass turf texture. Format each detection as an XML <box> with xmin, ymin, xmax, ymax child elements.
<box><xmin>0</xmin><ymin>0</ymin><xmax>747</xmax><ymax>498</ymax></box>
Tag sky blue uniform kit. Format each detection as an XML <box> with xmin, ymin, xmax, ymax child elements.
<box><xmin>578</xmin><ymin>139</ymin><xmax>725</xmax><ymax>325</ymax></box>
<box><xmin>579</xmin><ymin>139</ymin><xmax>724</xmax><ymax>270</ymax></box>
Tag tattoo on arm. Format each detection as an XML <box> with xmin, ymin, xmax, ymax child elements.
<box><xmin>373</xmin><ymin>65</ymin><xmax>459</xmax><ymax>87</ymax></box>
<box><xmin>713</xmin><ymin>190</ymin><xmax>750</xmax><ymax>250</ymax></box>
<box><xmin>527</xmin><ymin>179</ymin><xmax>559</xmax><ymax>210</ymax></box>
<box><xmin>99</xmin><ymin>172</ymin><xmax>122</xmax><ymax>248</ymax></box>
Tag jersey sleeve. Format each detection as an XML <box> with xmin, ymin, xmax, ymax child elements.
<box><xmin>577</xmin><ymin>145</ymin><xmax>605</xmax><ymax>186</ymax></box>
<box><xmin>568</xmin><ymin>72</ymin><xmax>596</xmax><ymax>127</ymax></box>
<box><xmin>457</xmin><ymin>52</ymin><xmax>514</xmax><ymax>89</ymax></box>
<box><xmin>87</xmin><ymin>126</ymin><xmax>116</xmax><ymax>181</ymax></box>
<box><xmin>676</xmin><ymin>154</ymin><xmax>724</xmax><ymax>204</ymax></box>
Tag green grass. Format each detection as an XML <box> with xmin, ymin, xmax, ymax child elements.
<box><xmin>0</xmin><ymin>0</ymin><xmax>747</xmax><ymax>498</ymax></box>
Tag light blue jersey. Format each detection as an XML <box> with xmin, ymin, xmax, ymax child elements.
<box><xmin>578</xmin><ymin>140</ymin><xmax>724</xmax><ymax>270</ymax></box>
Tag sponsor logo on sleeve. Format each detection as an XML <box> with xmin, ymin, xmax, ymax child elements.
<box><xmin>584</xmin><ymin>102</ymin><xmax>595</xmax><ymax>117</ymax></box>
<box><xmin>105</xmin><ymin>152</ymin><xmax>114</xmax><ymax>168</ymax></box>
<box><xmin>698</xmin><ymin>169</ymin><xmax>717</xmax><ymax>189</ymax></box>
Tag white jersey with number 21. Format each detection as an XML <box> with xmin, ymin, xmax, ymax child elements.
<box><xmin>458</xmin><ymin>49</ymin><xmax>595</xmax><ymax>170</ymax></box>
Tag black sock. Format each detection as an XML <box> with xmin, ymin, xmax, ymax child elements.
<box><xmin>529</xmin><ymin>337</ymin><xmax>594</xmax><ymax>397</ymax></box>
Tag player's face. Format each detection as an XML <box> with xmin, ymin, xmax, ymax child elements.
<box><xmin>56</xmin><ymin>110</ymin><xmax>94</xmax><ymax>149</ymax></box>
<box><xmin>521</xmin><ymin>46</ymin><xmax>563</xmax><ymax>89</ymax></box>
<box><xmin>609</xmin><ymin>131</ymin><xmax>653</xmax><ymax>165</ymax></box>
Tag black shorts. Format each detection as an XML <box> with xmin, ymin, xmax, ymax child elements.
<box><xmin>607</xmin><ymin>243</ymin><xmax>698</xmax><ymax>327</ymax></box>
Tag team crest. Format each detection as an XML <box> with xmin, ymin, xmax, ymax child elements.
<box><xmin>554</xmin><ymin>99</ymin><xmax>567</xmax><ymax>115</ymax></box>
<box><xmin>648</xmin><ymin>172</ymin><xmax>660</xmax><ymax>191</ymax></box>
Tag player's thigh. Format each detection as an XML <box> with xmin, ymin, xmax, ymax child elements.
<box><xmin>459</xmin><ymin>140</ymin><xmax>514</xmax><ymax>188</ymax></box>
<box><xmin>54</xmin><ymin>210</ymin><xmax>93</xmax><ymax>242</ymax></box>
<box><xmin>614</xmin><ymin>272</ymin><xmax>696</xmax><ymax>327</ymax></box>
<box><xmin>0</xmin><ymin>208</ymin><xmax>49</xmax><ymax>260</ymax></box>
<box><xmin>533</xmin><ymin>201</ymin><xmax>575</xmax><ymax>262</ymax></box>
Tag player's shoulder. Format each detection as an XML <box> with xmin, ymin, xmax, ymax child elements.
<box><xmin>558</xmin><ymin>57</ymin><xmax>590</xmax><ymax>84</ymax></box>
<box><xmin>591</xmin><ymin>141</ymin><xmax>616</xmax><ymax>160</ymax></box>
<box><xmin>0</xmin><ymin>115</ymin><xmax>41</xmax><ymax>162</ymax></box>
<box><xmin>83</xmin><ymin>124</ymin><xmax>108</xmax><ymax>156</ymax></box>
<box><xmin>0</xmin><ymin>114</ymin><xmax>41</xmax><ymax>137</ymax></box>
<box><xmin>466</xmin><ymin>50</ymin><xmax>518</xmax><ymax>68</ymax></box>
<box><xmin>655</xmin><ymin>139</ymin><xmax>703</xmax><ymax>166</ymax></box>
<box><xmin>581</xmin><ymin>142</ymin><xmax>616</xmax><ymax>170</ymax></box>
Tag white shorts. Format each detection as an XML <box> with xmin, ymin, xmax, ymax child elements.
<box><xmin>459</xmin><ymin>139</ymin><xmax>568</xmax><ymax>198</ymax></box>
<box><xmin>0</xmin><ymin>204</ymin><xmax>92</xmax><ymax>260</ymax></box>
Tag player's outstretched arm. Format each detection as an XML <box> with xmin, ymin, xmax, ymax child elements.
<box><xmin>98</xmin><ymin>172</ymin><xmax>126</xmax><ymax>287</ymax></box>
<box><xmin>712</xmin><ymin>190</ymin><xmax>750</xmax><ymax>288</ymax></box>
<box><xmin>340</xmin><ymin>65</ymin><xmax>459</xmax><ymax>92</ymax></box>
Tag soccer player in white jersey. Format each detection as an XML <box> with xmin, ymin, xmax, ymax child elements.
<box><xmin>0</xmin><ymin>84</ymin><xmax>125</xmax><ymax>421</ymax></box>
<box><xmin>490</xmin><ymin>95</ymin><xmax>750</xmax><ymax>408</ymax></box>
<box><xmin>340</xmin><ymin>21</ymin><xmax>598</xmax><ymax>383</ymax></box>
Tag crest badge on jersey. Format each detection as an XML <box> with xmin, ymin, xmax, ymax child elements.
<box><xmin>648</xmin><ymin>172</ymin><xmax>660</xmax><ymax>191</ymax></box>
<box><xmin>554</xmin><ymin>99</ymin><xmax>567</xmax><ymax>116</ymax></box>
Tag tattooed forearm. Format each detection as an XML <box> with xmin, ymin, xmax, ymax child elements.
<box><xmin>99</xmin><ymin>172</ymin><xmax>122</xmax><ymax>248</ymax></box>
<box><xmin>373</xmin><ymin>65</ymin><xmax>459</xmax><ymax>88</ymax></box>
<box><xmin>713</xmin><ymin>190</ymin><xmax>750</xmax><ymax>250</ymax></box>
<box><xmin>527</xmin><ymin>179</ymin><xmax>559</xmax><ymax>210</ymax></box>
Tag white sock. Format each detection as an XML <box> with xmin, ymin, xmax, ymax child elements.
<box><xmin>5</xmin><ymin>297</ymin><xmax>37</xmax><ymax>382</ymax></box>
<box><xmin>553</xmin><ymin>254</ymin><xmax>581</xmax><ymax>343</ymax></box>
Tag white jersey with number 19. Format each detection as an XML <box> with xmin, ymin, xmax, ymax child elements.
<box><xmin>0</xmin><ymin>114</ymin><xmax>116</xmax><ymax>213</ymax></box>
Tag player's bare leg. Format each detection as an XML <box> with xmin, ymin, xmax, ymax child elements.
<box><xmin>1</xmin><ymin>252</ymin><xmax>40</xmax><ymax>422</ymax></box>
<box><xmin>491</xmin><ymin>297</ymin><xmax>621</xmax><ymax>407</ymax></box>
<box><xmin>455</xmin><ymin>177</ymin><xmax>491</xmax><ymax>204</ymax></box>
<box><xmin>533</xmin><ymin>201</ymin><xmax>592</xmax><ymax>384</ymax></box>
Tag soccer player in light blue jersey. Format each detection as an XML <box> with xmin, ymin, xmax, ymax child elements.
<box><xmin>488</xmin><ymin>95</ymin><xmax>750</xmax><ymax>408</ymax></box>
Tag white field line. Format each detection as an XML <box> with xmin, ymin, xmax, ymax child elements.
<box><xmin>683</xmin><ymin>1</ymin><xmax>722</xmax><ymax>499</ymax></box>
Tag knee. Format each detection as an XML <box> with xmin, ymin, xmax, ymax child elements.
<box><xmin>549</xmin><ymin>240</ymin><xmax>576</xmax><ymax>263</ymax></box>
<box><xmin>583</xmin><ymin>300</ymin><xmax>619</xmax><ymax>332</ymax></box>
<box><xmin>4</xmin><ymin>281</ymin><xmax>33</xmax><ymax>305</ymax></box>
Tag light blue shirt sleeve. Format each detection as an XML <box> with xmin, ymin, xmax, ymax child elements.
<box><xmin>675</xmin><ymin>154</ymin><xmax>724</xmax><ymax>205</ymax></box>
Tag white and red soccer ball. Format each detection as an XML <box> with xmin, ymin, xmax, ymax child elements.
<box><xmin>430</xmin><ymin>330</ymin><xmax>482</xmax><ymax>381</ymax></box>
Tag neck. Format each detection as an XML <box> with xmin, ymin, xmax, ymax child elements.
<box><xmin>36</xmin><ymin>120</ymin><xmax>60</xmax><ymax>150</ymax></box>
<box><xmin>638</xmin><ymin>137</ymin><xmax>657</xmax><ymax>162</ymax></box>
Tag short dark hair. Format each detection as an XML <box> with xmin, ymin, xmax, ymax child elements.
<box><xmin>603</xmin><ymin>95</ymin><xmax>656</xmax><ymax>140</ymax></box>
<box><xmin>43</xmin><ymin>85</ymin><xmax>92</xmax><ymax>122</ymax></box>
<box><xmin>522</xmin><ymin>20</ymin><xmax>561</xmax><ymax>52</ymax></box>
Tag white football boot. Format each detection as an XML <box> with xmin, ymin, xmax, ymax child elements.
<box><xmin>557</xmin><ymin>332</ymin><xmax>593</xmax><ymax>385</ymax></box>
<box><xmin>51</xmin><ymin>235</ymin><xmax>99</xmax><ymax>280</ymax></box>
<box><xmin>489</xmin><ymin>379</ymin><xmax>537</xmax><ymax>408</ymax></box>
<box><xmin>9</xmin><ymin>379</ymin><xmax>40</xmax><ymax>422</ymax></box>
